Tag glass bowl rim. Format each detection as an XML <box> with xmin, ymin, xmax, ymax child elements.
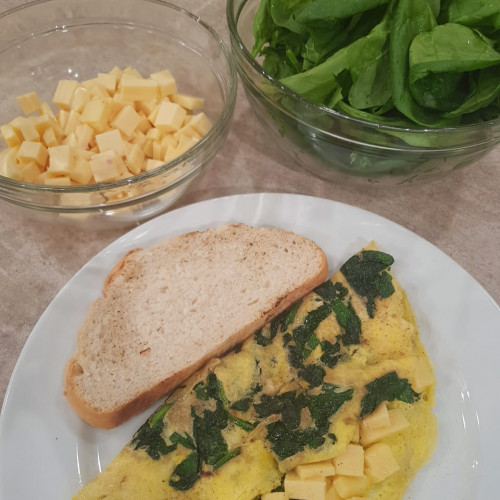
<box><xmin>0</xmin><ymin>0</ymin><xmax>238</xmax><ymax>195</ymax></box>
<box><xmin>226</xmin><ymin>0</ymin><xmax>500</xmax><ymax>140</ymax></box>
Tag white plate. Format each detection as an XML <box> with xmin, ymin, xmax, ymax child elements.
<box><xmin>1</xmin><ymin>193</ymin><xmax>498</xmax><ymax>500</ymax></box>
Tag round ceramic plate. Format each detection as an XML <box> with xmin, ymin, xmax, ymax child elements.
<box><xmin>1</xmin><ymin>193</ymin><xmax>498</xmax><ymax>499</ymax></box>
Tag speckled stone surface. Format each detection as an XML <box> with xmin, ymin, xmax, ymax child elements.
<box><xmin>0</xmin><ymin>0</ymin><xmax>499</xmax><ymax>408</ymax></box>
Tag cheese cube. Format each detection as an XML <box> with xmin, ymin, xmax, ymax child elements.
<box><xmin>17</xmin><ymin>141</ymin><xmax>48</xmax><ymax>167</ymax></box>
<box><xmin>69</xmin><ymin>156</ymin><xmax>93</xmax><ymax>184</ymax></box>
<box><xmin>364</xmin><ymin>443</ymin><xmax>399</xmax><ymax>483</ymax></box>
<box><xmin>131</xmin><ymin>130</ymin><xmax>147</xmax><ymax>148</ymax></box>
<box><xmin>11</xmin><ymin>117</ymin><xmax>40</xmax><ymax>142</ymax></box>
<box><xmin>412</xmin><ymin>357</ymin><xmax>435</xmax><ymax>392</ymax></box>
<box><xmin>325</xmin><ymin>481</ymin><xmax>343</xmax><ymax>500</ymax></box>
<box><xmin>146</xmin><ymin>127</ymin><xmax>162</xmax><ymax>141</ymax></box>
<box><xmin>89</xmin><ymin>150</ymin><xmax>126</xmax><ymax>182</ymax></box>
<box><xmin>1</xmin><ymin>124</ymin><xmax>22</xmax><ymax>147</ymax></box>
<box><xmin>112</xmin><ymin>105</ymin><xmax>142</xmax><ymax>137</ymax></box>
<box><xmin>71</xmin><ymin>87</ymin><xmax>91</xmax><ymax>113</ymax></box>
<box><xmin>150</xmin><ymin>69</ymin><xmax>177</xmax><ymax>97</ymax></box>
<box><xmin>152</xmin><ymin>140</ymin><xmax>163</xmax><ymax>160</ymax></box>
<box><xmin>75</xmin><ymin>123</ymin><xmax>95</xmax><ymax>150</ymax></box>
<box><xmin>285</xmin><ymin>471</ymin><xmax>328</xmax><ymax>500</ymax></box>
<box><xmin>120</xmin><ymin>78</ymin><xmax>159</xmax><ymax>101</ymax></box>
<box><xmin>47</xmin><ymin>145</ymin><xmax>75</xmax><ymax>174</ymax></box>
<box><xmin>187</xmin><ymin>111</ymin><xmax>212</xmax><ymax>135</ymax></box>
<box><xmin>173</xmin><ymin>124</ymin><xmax>202</xmax><ymax>141</ymax></box>
<box><xmin>57</xmin><ymin>109</ymin><xmax>69</xmax><ymax>129</ymax></box>
<box><xmin>154</xmin><ymin>101</ymin><xmax>186</xmax><ymax>133</ymax></box>
<box><xmin>125</xmin><ymin>143</ymin><xmax>145</xmax><ymax>174</ymax></box>
<box><xmin>145</xmin><ymin>158</ymin><xmax>165</xmax><ymax>171</ymax></box>
<box><xmin>52</xmin><ymin>80</ymin><xmax>78</xmax><ymax>110</ymax></box>
<box><xmin>32</xmin><ymin>114</ymin><xmax>53</xmax><ymax>134</ymax></box>
<box><xmin>80</xmin><ymin>98</ymin><xmax>112</xmax><ymax>132</ymax></box>
<box><xmin>108</xmin><ymin>66</ymin><xmax>123</xmax><ymax>79</ymax></box>
<box><xmin>295</xmin><ymin>460</ymin><xmax>336</xmax><ymax>479</ymax></box>
<box><xmin>137</xmin><ymin>98</ymin><xmax>159</xmax><ymax>117</ymax></box>
<box><xmin>20</xmin><ymin>161</ymin><xmax>42</xmax><ymax>182</ymax></box>
<box><xmin>136</xmin><ymin>112</ymin><xmax>152</xmax><ymax>134</ymax></box>
<box><xmin>175</xmin><ymin>134</ymin><xmax>199</xmax><ymax>155</ymax></box>
<box><xmin>88</xmin><ymin>83</ymin><xmax>110</xmax><ymax>99</ymax></box>
<box><xmin>361</xmin><ymin>402</ymin><xmax>390</xmax><ymax>431</ymax></box>
<box><xmin>332</xmin><ymin>476</ymin><xmax>371</xmax><ymax>498</ymax></box>
<box><xmin>17</xmin><ymin>91</ymin><xmax>41</xmax><ymax>115</ymax></box>
<box><xmin>39</xmin><ymin>102</ymin><xmax>57</xmax><ymax>120</ymax></box>
<box><xmin>360</xmin><ymin>409</ymin><xmax>409</xmax><ymax>446</ymax></box>
<box><xmin>62</xmin><ymin>132</ymin><xmax>78</xmax><ymax>147</ymax></box>
<box><xmin>44</xmin><ymin>175</ymin><xmax>72</xmax><ymax>186</ymax></box>
<box><xmin>95</xmin><ymin>128</ymin><xmax>126</xmax><ymax>156</ymax></box>
<box><xmin>333</xmin><ymin>445</ymin><xmax>364</xmax><ymax>477</ymax></box>
<box><xmin>97</xmin><ymin>72</ymin><xmax>117</xmax><ymax>95</ymax></box>
<box><xmin>0</xmin><ymin>148</ymin><xmax>22</xmax><ymax>180</ymax></box>
<box><xmin>43</xmin><ymin>127</ymin><xmax>58</xmax><ymax>148</ymax></box>
<box><xmin>64</xmin><ymin>110</ymin><xmax>82</xmax><ymax>136</ymax></box>
<box><xmin>172</xmin><ymin>93</ymin><xmax>204</xmax><ymax>110</ymax></box>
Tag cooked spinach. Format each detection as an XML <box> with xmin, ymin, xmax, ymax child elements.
<box><xmin>169</xmin><ymin>431</ymin><xmax>196</xmax><ymax>450</ymax></box>
<box><xmin>252</xmin><ymin>0</ymin><xmax>500</xmax><ymax>127</ymax></box>
<box><xmin>340</xmin><ymin>250</ymin><xmax>395</xmax><ymax>318</ymax></box>
<box><xmin>131</xmin><ymin>402</ymin><xmax>176</xmax><ymax>460</ymax></box>
<box><xmin>308</xmin><ymin>384</ymin><xmax>354</xmax><ymax>430</ymax></box>
<box><xmin>168</xmin><ymin>451</ymin><xmax>200</xmax><ymax>491</ymax></box>
<box><xmin>360</xmin><ymin>371</ymin><xmax>418</xmax><ymax>417</ymax></box>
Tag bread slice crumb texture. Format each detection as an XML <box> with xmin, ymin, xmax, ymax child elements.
<box><xmin>64</xmin><ymin>224</ymin><xmax>328</xmax><ymax>428</ymax></box>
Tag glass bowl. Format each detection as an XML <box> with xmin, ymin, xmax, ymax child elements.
<box><xmin>0</xmin><ymin>0</ymin><xmax>236</xmax><ymax>228</ymax></box>
<box><xmin>227</xmin><ymin>0</ymin><xmax>500</xmax><ymax>185</ymax></box>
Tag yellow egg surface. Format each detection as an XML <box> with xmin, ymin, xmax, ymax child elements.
<box><xmin>74</xmin><ymin>243</ymin><xmax>437</xmax><ymax>500</ymax></box>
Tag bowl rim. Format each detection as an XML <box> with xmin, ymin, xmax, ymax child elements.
<box><xmin>0</xmin><ymin>0</ymin><xmax>238</xmax><ymax>197</ymax></box>
<box><xmin>226</xmin><ymin>0</ymin><xmax>500</xmax><ymax>139</ymax></box>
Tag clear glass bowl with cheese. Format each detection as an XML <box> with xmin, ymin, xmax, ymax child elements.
<box><xmin>0</xmin><ymin>0</ymin><xmax>236</xmax><ymax>228</ymax></box>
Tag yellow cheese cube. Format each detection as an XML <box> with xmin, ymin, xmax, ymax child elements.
<box><xmin>44</xmin><ymin>175</ymin><xmax>72</xmax><ymax>186</ymax></box>
<box><xmin>88</xmin><ymin>83</ymin><xmax>110</xmax><ymax>99</ymax></box>
<box><xmin>20</xmin><ymin>161</ymin><xmax>41</xmax><ymax>182</ymax></box>
<box><xmin>64</xmin><ymin>110</ymin><xmax>82</xmax><ymax>136</ymax></box>
<box><xmin>108</xmin><ymin>66</ymin><xmax>123</xmax><ymax>79</ymax></box>
<box><xmin>143</xmin><ymin>138</ymin><xmax>154</xmax><ymax>158</ymax></box>
<box><xmin>361</xmin><ymin>402</ymin><xmax>390</xmax><ymax>431</ymax></box>
<box><xmin>10</xmin><ymin>117</ymin><xmax>40</xmax><ymax>142</ymax></box>
<box><xmin>145</xmin><ymin>158</ymin><xmax>165</xmax><ymax>171</ymax></box>
<box><xmin>97</xmin><ymin>72</ymin><xmax>117</xmax><ymax>95</ymax></box>
<box><xmin>48</xmin><ymin>145</ymin><xmax>75</xmax><ymax>174</ymax></box>
<box><xmin>125</xmin><ymin>143</ymin><xmax>145</xmax><ymax>175</ymax></box>
<box><xmin>150</xmin><ymin>69</ymin><xmax>177</xmax><ymax>97</ymax></box>
<box><xmin>1</xmin><ymin>124</ymin><xmax>22</xmax><ymax>147</ymax></box>
<box><xmin>80</xmin><ymin>98</ymin><xmax>112</xmax><ymax>132</ymax></box>
<box><xmin>332</xmin><ymin>476</ymin><xmax>371</xmax><ymax>498</ymax></box>
<box><xmin>152</xmin><ymin>140</ymin><xmax>163</xmax><ymax>160</ymax></box>
<box><xmin>32</xmin><ymin>114</ymin><xmax>53</xmax><ymax>134</ymax></box>
<box><xmin>295</xmin><ymin>460</ymin><xmax>336</xmax><ymax>479</ymax></box>
<box><xmin>176</xmin><ymin>134</ymin><xmax>199</xmax><ymax>155</ymax></box>
<box><xmin>412</xmin><ymin>356</ymin><xmax>435</xmax><ymax>392</ymax></box>
<box><xmin>163</xmin><ymin>144</ymin><xmax>179</xmax><ymax>163</ymax></box>
<box><xmin>43</xmin><ymin>127</ymin><xmax>58</xmax><ymax>148</ymax></box>
<box><xmin>364</xmin><ymin>443</ymin><xmax>399</xmax><ymax>483</ymax></box>
<box><xmin>17</xmin><ymin>141</ymin><xmax>48</xmax><ymax>167</ymax></box>
<box><xmin>81</xmin><ymin>77</ymin><xmax>98</xmax><ymax>90</ymax></box>
<box><xmin>189</xmin><ymin>112</ymin><xmax>212</xmax><ymax>135</ymax></box>
<box><xmin>285</xmin><ymin>472</ymin><xmax>328</xmax><ymax>500</ymax></box>
<box><xmin>172</xmin><ymin>92</ymin><xmax>204</xmax><ymax>110</ymax></box>
<box><xmin>0</xmin><ymin>148</ymin><xmax>22</xmax><ymax>180</ymax></box>
<box><xmin>75</xmin><ymin>123</ymin><xmax>95</xmax><ymax>150</ymax></box>
<box><xmin>62</xmin><ymin>131</ymin><xmax>78</xmax><ymax>147</ymax></box>
<box><xmin>261</xmin><ymin>493</ymin><xmax>289</xmax><ymax>500</ymax></box>
<box><xmin>137</xmin><ymin>98</ymin><xmax>159</xmax><ymax>117</ymax></box>
<box><xmin>39</xmin><ymin>102</ymin><xmax>57</xmax><ymax>120</ymax></box>
<box><xmin>57</xmin><ymin>109</ymin><xmax>69</xmax><ymax>129</ymax></box>
<box><xmin>52</xmin><ymin>79</ymin><xmax>79</xmax><ymax>110</ymax></box>
<box><xmin>112</xmin><ymin>105</ymin><xmax>142</xmax><ymax>137</ymax></box>
<box><xmin>173</xmin><ymin>124</ymin><xmax>202</xmax><ymax>141</ymax></box>
<box><xmin>71</xmin><ymin>87</ymin><xmax>91</xmax><ymax>113</ymax></box>
<box><xmin>95</xmin><ymin>128</ymin><xmax>126</xmax><ymax>156</ymax></box>
<box><xmin>89</xmin><ymin>150</ymin><xmax>126</xmax><ymax>182</ymax></box>
<box><xmin>153</xmin><ymin>101</ymin><xmax>186</xmax><ymax>133</ymax></box>
<box><xmin>131</xmin><ymin>130</ymin><xmax>147</xmax><ymax>148</ymax></box>
<box><xmin>69</xmin><ymin>156</ymin><xmax>93</xmax><ymax>184</ymax></box>
<box><xmin>16</xmin><ymin>91</ymin><xmax>41</xmax><ymax>115</ymax></box>
<box><xmin>325</xmin><ymin>481</ymin><xmax>343</xmax><ymax>500</ymax></box>
<box><xmin>121</xmin><ymin>66</ymin><xmax>143</xmax><ymax>80</ymax></box>
<box><xmin>333</xmin><ymin>444</ymin><xmax>364</xmax><ymax>477</ymax></box>
<box><xmin>146</xmin><ymin>127</ymin><xmax>162</xmax><ymax>141</ymax></box>
<box><xmin>360</xmin><ymin>409</ymin><xmax>410</xmax><ymax>446</ymax></box>
<box><xmin>120</xmin><ymin>78</ymin><xmax>159</xmax><ymax>101</ymax></box>
<box><xmin>136</xmin><ymin>112</ymin><xmax>152</xmax><ymax>134</ymax></box>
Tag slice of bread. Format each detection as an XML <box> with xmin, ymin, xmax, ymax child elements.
<box><xmin>64</xmin><ymin>224</ymin><xmax>328</xmax><ymax>429</ymax></box>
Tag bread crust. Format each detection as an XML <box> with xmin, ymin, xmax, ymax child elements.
<box><xmin>64</xmin><ymin>224</ymin><xmax>328</xmax><ymax>429</ymax></box>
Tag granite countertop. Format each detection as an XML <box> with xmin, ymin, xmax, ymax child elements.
<box><xmin>0</xmin><ymin>0</ymin><xmax>499</xmax><ymax>411</ymax></box>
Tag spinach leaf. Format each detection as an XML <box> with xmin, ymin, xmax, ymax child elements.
<box><xmin>308</xmin><ymin>384</ymin><xmax>355</xmax><ymax>431</ymax></box>
<box><xmin>360</xmin><ymin>371</ymin><xmax>418</xmax><ymax>417</ymax></box>
<box><xmin>168</xmin><ymin>451</ymin><xmax>200</xmax><ymax>491</ymax></box>
<box><xmin>296</xmin><ymin>0</ymin><xmax>390</xmax><ymax>24</ymax></box>
<box><xmin>131</xmin><ymin>402</ymin><xmax>175</xmax><ymax>460</ymax></box>
<box><xmin>408</xmin><ymin>23</ymin><xmax>500</xmax><ymax>112</ymax></box>
<box><xmin>169</xmin><ymin>432</ymin><xmax>196</xmax><ymax>450</ymax></box>
<box><xmin>340</xmin><ymin>250</ymin><xmax>395</xmax><ymax>318</ymax></box>
<box><xmin>439</xmin><ymin>0</ymin><xmax>500</xmax><ymax>30</ymax></box>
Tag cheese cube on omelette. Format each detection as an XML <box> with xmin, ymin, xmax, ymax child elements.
<box><xmin>74</xmin><ymin>243</ymin><xmax>437</xmax><ymax>500</ymax></box>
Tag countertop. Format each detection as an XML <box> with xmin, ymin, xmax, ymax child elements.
<box><xmin>0</xmin><ymin>0</ymin><xmax>499</xmax><ymax>411</ymax></box>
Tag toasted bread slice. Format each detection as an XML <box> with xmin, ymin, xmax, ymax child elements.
<box><xmin>64</xmin><ymin>224</ymin><xmax>328</xmax><ymax>429</ymax></box>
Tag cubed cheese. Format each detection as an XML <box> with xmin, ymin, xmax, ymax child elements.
<box><xmin>412</xmin><ymin>357</ymin><xmax>435</xmax><ymax>392</ymax></box>
<box><xmin>11</xmin><ymin>117</ymin><xmax>40</xmax><ymax>142</ymax></box>
<box><xmin>125</xmin><ymin>143</ymin><xmax>145</xmax><ymax>174</ymax></box>
<box><xmin>71</xmin><ymin>87</ymin><xmax>91</xmax><ymax>113</ymax></box>
<box><xmin>17</xmin><ymin>140</ymin><xmax>48</xmax><ymax>167</ymax></box>
<box><xmin>285</xmin><ymin>471</ymin><xmax>328</xmax><ymax>500</ymax></box>
<box><xmin>364</xmin><ymin>443</ymin><xmax>399</xmax><ymax>483</ymax></box>
<box><xmin>16</xmin><ymin>91</ymin><xmax>41</xmax><ymax>115</ymax></box>
<box><xmin>80</xmin><ymin>98</ymin><xmax>112</xmax><ymax>132</ymax></box>
<box><xmin>333</xmin><ymin>445</ymin><xmax>364</xmax><ymax>477</ymax></box>
<box><xmin>360</xmin><ymin>409</ymin><xmax>410</xmax><ymax>446</ymax></box>
<box><xmin>97</xmin><ymin>72</ymin><xmax>117</xmax><ymax>95</ymax></box>
<box><xmin>89</xmin><ymin>150</ymin><xmax>126</xmax><ymax>182</ymax></box>
<box><xmin>120</xmin><ymin>78</ymin><xmax>159</xmax><ymax>101</ymax></box>
<box><xmin>154</xmin><ymin>101</ymin><xmax>186</xmax><ymax>133</ymax></box>
<box><xmin>295</xmin><ymin>460</ymin><xmax>336</xmax><ymax>479</ymax></box>
<box><xmin>47</xmin><ymin>145</ymin><xmax>75</xmax><ymax>175</ymax></box>
<box><xmin>69</xmin><ymin>156</ymin><xmax>93</xmax><ymax>184</ymax></box>
<box><xmin>361</xmin><ymin>402</ymin><xmax>390</xmax><ymax>431</ymax></box>
<box><xmin>95</xmin><ymin>128</ymin><xmax>126</xmax><ymax>156</ymax></box>
<box><xmin>1</xmin><ymin>124</ymin><xmax>22</xmax><ymax>147</ymax></box>
<box><xmin>52</xmin><ymin>80</ymin><xmax>79</xmax><ymax>110</ymax></box>
<box><xmin>172</xmin><ymin>92</ymin><xmax>204</xmax><ymax>110</ymax></box>
<box><xmin>44</xmin><ymin>175</ymin><xmax>72</xmax><ymax>186</ymax></box>
<box><xmin>261</xmin><ymin>493</ymin><xmax>289</xmax><ymax>500</ymax></box>
<box><xmin>150</xmin><ymin>69</ymin><xmax>177</xmax><ymax>97</ymax></box>
<box><xmin>331</xmin><ymin>476</ymin><xmax>371</xmax><ymax>498</ymax></box>
<box><xmin>20</xmin><ymin>161</ymin><xmax>41</xmax><ymax>182</ymax></box>
<box><xmin>112</xmin><ymin>105</ymin><xmax>142</xmax><ymax>138</ymax></box>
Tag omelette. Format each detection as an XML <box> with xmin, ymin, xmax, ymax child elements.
<box><xmin>74</xmin><ymin>243</ymin><xmax>437</xmax><ymax>500</ymax></box>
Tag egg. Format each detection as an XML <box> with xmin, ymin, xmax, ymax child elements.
<box><xmin>74</xmin><ymin>243</ymin><xmax>437</xmax><ymax>500</ymax></box>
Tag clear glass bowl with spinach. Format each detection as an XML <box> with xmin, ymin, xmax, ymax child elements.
<box><xmin>227</xmin><ymin>0</ymin><xmax>500</xmax><ymax>185</ymax></box>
